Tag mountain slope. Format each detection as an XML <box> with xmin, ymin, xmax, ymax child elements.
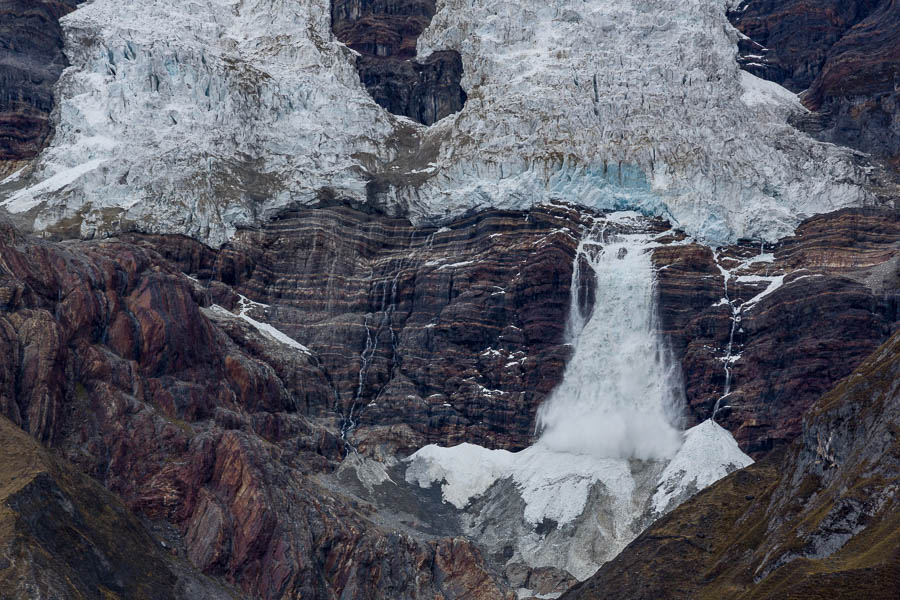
<box><xmin>0</xmin><ymin>413</ymin><xmax>233</xmax><ymax>599</ymax></box>
<box><xmin>562</xmin><ymin>328</ymin><xmax>900</xmax><ymax>599</ymax></box>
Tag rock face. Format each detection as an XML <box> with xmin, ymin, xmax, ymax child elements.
<box><xmin>0</xmin><ymin>413</ymin><xmax>232</xmax><ymax>599</ymax></box>
<box><xmin>142</xmin><ymin>203</ymin><xmax>900</xmax><ymax>458</ymax></box>
<box><xmin>655</xmin><ymin>207</ymin><xmax>900</xmax><ymax>456</ymax></box>
<box><xmin>142</xmin><ymin>203</ymin><xmax>586</xmax><ymax>455</ymax></box>
<box><xmin>729</xmin><ymin>0</ymin><xmax>900</xmax><ymax>170</ymax></box>
<box><xmin>0</xmin><ymin>218</ymin><xmax>518</xmax><ymax>600</ymax></box>
<box><xmin>727</xmin><ymin>1</ymin><xmax>881</xmax><ymax>92</ymax></box>
<box><xmin>331</xmin><ymin>0</ymin><xmax>467</xmax><ymax>125</ymax></box>
<box><xmin>0</xmin><ymin>0</ymin><xmax>81</xmax><ymax>162</ymax></box>
<box><xmin>0</xmin><ymin>200</ymin><xmax>897</xmax><ymax>597</ymax></box>
<box><xmin>562</xmin><ymin>328</ymin><xmax>900</xmax><ymax>600</ymax></box>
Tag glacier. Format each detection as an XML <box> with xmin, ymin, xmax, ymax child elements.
<box><xmin>0</xmin><ymin>0</ymin><xmax>874</xmax><ymax>245</ymax></box>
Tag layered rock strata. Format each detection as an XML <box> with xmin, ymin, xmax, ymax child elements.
<box><xmin>562</xmin><ymin>328</ymin><xmax>900</xmax><ymax>599</ymax></box>
<box><xmin>0</xmin><ymin>218</ymin><xmax>514</xmax><ymax>599</ymax></box>
<box><xmin>0</xmin><ymin>201</ymin><xmax>897</xmax><ymax>596</ymax></box>
<box><xmin>0</xmin><ymin>0</ymin><xmax>81</xmax><ymax>162</ymax></box>
<box><xmin>331</xmin><ymin>0</ymin><xmax>466</xmax><ymax>124</ymax></box>
<box><xmin>138</xmin><ymin>202</ymin><xmax>590</xmax><ymax>455</ymax></box>
<box><xmin>655</xmin><ymin>207</ymin><xmax>900</xmax><ymax>455</ymax></box>
<box><xmin>146</xmin><ymin>204</ymin><xmax>899</xmax><ymax>458</ymax></box>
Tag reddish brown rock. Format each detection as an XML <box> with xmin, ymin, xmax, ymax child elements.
<box><xmin>1</xmin><ymin>200</ymin><xmax>897</xmax><ymax>598</ymax></box>
<box><xmin>654</xmin><ymin>207</ymin><xmax>899</xmax><ymax>456</ymax></box>
<box><xmin>728</xmin><ymin>1</ymin><xmax>900</xmax><ymax>171</ymax></box>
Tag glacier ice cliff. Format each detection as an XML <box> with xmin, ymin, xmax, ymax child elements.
<box><xmin>0</xmin><ymin>0</ymin><xmax>877</xmax><ymax>245</ymax></box>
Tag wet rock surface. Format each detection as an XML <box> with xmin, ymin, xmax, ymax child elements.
<box><xmin>331</xmin><ymin>0</ymin><xmax>466</xmax><ymax>125</ymax></box>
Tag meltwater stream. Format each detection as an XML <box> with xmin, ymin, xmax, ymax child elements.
<box><xmin>536</xmin><ymin>218</ymin><xmax>684</xmax><ymax>460</ymax></box>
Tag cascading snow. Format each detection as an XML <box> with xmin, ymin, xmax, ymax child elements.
<box><xmin>536</xmin><ymin>215</ymin><xmax>684</xmax><ymax>460</ymax></box>
<box><xmin>405</xmin><ymin>212</ymin><xmax>752</xmax><ymax>580</ymax></box>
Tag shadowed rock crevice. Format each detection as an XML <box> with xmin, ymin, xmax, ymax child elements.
<box><xmin>331</xmin><ymin>0</ymin><xmax>467</xmax><ymax>125</ymax></box>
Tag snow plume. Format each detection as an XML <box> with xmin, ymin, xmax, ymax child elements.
<box><xmin>535</xmin><ymin>214</ymin><xmax>684</xmax><ymax>460</ymax></box>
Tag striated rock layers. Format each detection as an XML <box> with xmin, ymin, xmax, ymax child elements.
<box><xmin>729</xmin><ymin>0</ymin><xmax>900</xmax><ymax>171</ymax></box>
<box><xmin>331</xmin><ymin>0</ymin><xmax>466</xmax><ymax>125</ymax></box>
<box><xmin>0</xmin><ymin>217</ymin><xmax>515</xmax><ymax>599</ymax></box>
<box><xmin>0</xmin><ymin>201</ymin><xmax>896</xmax><ymax>597</ymax></box>
<box><xmin>562</xmin><ymin>328</ymin><xmax>900</xmax><ymax>600</ymax></box>
<box><xmin>655</xmin><ymin>207</ymin><xmax>899</xmax><ymax>455</ymax></box>
<box><xmin>136</xmin><ymin>202</ymin><xmax>588</xmax><ymax>456</ymax></box>
<box><xmin>0</xmin><ymin>0</ymin><xmax>81</xmax><ymax>162</ymax></box>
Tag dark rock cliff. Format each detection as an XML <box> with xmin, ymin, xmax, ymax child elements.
<box><xmin>655</xmin><ymin>207</ymin><xmax>900</xmax><ymax>455</ymax></box>
<box><xmin>0</xmin><ymin>0</ymin><xmax>81</xmax><ymax>162</ymax></box>
<box><xmin>729</xmin><ymin>0</ymin><xmax>900</xmax><ymax>172</ymax></box>
<box><xmin>331</xmin><ymin>0</ymin><xmax>467</xmax><ymax>125</ymax></box>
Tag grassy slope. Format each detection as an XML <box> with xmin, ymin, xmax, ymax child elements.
<box><xmin>0</xmin><ymin>415</ymin><xmax>233</xmax><ymax>600</ymax></box>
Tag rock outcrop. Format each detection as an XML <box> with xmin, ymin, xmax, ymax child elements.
<box><xmin>331</xmin><ymin>0</ymin><xmax>466</xmax><ymax>125</ymax></box>
<box><xmin>727</xmin><ymin>1</ymin><xmax>881</xmax><ymax>92</ymax></box>
<box><xmin>729</xmin><ymin>0</ymin><xmax>900</xmax><ymax>171</ymax></box>
<box><xmin>0</xmin><ymin>217</ymin><xmax>515</xmax><ymax>600</ymax></box>
<box><xmin>655</xmin><ymin>207</ymin><xmax>899</xmax><ymax>455</ymax></box>
<box><xmin>138</xmin><ymin>203</ymin><xmax>586</xmax><ymax>455</ymax></box>
<box><xmin>0</xmin><ymin>0</ymin><xmax>81</xmax><ymax>162</ymax></box>
<box><xmin>562</xmin><ymin>328</ymin><xmax>900</xmax><ymax>599</ymax></box>
<box><xmin>0</xmin><ymin>413</ymin><xmax>232</xmax><ymax>599</ymax></box>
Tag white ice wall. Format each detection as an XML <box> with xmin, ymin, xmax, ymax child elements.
<box><xmin>1</xmin><ymin>0</ymin><xmax>872</xmax><ymax>245</ymax></box>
